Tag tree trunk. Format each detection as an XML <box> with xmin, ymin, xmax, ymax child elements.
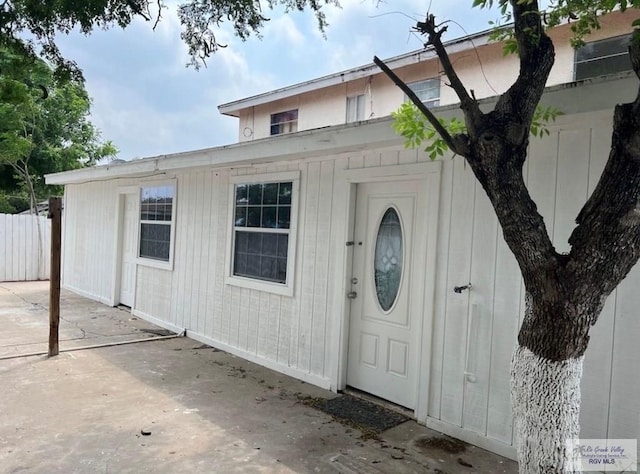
<box><xmin>511</xmin><ymin>294</ymin><xmax>589</xmax><ymax>474</ymax></box>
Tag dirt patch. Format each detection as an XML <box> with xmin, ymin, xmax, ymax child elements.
<box><xmin>415</xmin><ymin>436</ymin><xmax>468</xmax><ymax>454</ymax></box>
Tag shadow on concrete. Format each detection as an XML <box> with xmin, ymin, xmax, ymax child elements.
<box><xmin>0</xmin><ymin>282</ymin><xmax>519</xmax><ymax>473</ymax></box>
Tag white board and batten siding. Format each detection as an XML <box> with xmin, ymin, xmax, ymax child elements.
<box><xmin>0</xmin><ymin>213</ymin><xmax>51</xmax><ymax>282</ymax></box>
<box><xmin>59</xmin><ymin>109</ymin><xmax>640</xmax><ymax>461</ymax></box>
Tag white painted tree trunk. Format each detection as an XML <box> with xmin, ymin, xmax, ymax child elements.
<box><xmin>511</xmin><ymin>345</ymin><xmax>584</xmax><ymax>474</ymax></box>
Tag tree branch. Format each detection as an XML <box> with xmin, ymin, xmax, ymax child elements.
<box><xmin>373</xmin><ymin>55</ymin><xmax>469</xmax><ymax>156</ymax></box>
<box><xmin>567</xmin><ymin>38</ymin><xmax>640</xmax><ymax>298</ymax></box>
<box><xmin>494</xmin><ymin>0</ymin><xmax>554</xmax><ymax>126</ymax></box>
<box><xmin>414</xmin><ymin>15</ymin><xmax>482</xmax><ymax>123</ymax></box>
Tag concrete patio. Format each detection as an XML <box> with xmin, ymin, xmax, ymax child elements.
<box><xmin>0</xmin><ymin>281</ymin><xmax>518</xmax><ymax>473</ymax></box>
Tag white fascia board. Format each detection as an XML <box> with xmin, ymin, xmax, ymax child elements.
<box><xmin>217</xmin><ymin>29</ymin><xmax>495</xmax><ymax>117</ymax></box>
<box><xmin>45</xmin><ymin>72</ymin><xmax>636</xmax><ymax>186</ymax></box>
<box><xmin>45</xmin><ymin>118</ymin><xmax>401</xmax><ymax>185</ymax></box>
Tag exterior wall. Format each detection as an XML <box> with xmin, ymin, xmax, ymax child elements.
<box><xmin>63</xmin><ymin>181</ymin><xmax>122</xmax><ymax>302</ymax></box>
<box><xmin>235</xmin><ymin>10</ymin><xmax>640</xmax><ymax>142</ymax></box>
<box><xmin>425</xmin><ymin>110</ymin><xmax>640</xmax><ymax>456</ymax></box>
<box><xmin>61</xmin><ymin>108</ymin><xmax>640</xmax><ymax>459</ymax></box>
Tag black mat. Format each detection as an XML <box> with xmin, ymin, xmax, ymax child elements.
<box><xmin>308</xmin><ymin>394</ymin><xmax>410</xmax><ymax>434</ymax></box>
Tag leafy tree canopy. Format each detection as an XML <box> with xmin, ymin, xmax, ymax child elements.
<box><xmin>0</xmin><ymin>47</ymin><xmax>116</xmax><ymax>213</ymax></box>
<box><xmin>0</xmin><ymin>0</ymin><xmax>339</xmax><ymax>78</ymax></box>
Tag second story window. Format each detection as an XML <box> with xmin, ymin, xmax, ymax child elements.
<box><xmin>346</xmin><ymin>94</ymin><xmax>365</xmax><ymax>123</ymax></box>
<box><xmin>407</xmin><ymin>78</ymin><xmax>440</xmax><ymax>108</ymax></box>
<box><xmin>270</xmin><ymin>109</ymin><xmax>298</xmax><ymax>136</ymax></box>
<box><xmin>575</xmin><ymin>34</ymin><xmax>632</xmax><ymax>81</ymax></box>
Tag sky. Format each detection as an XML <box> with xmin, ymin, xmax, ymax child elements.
<box><xmin>54</xmin><ymin>0</ymin><xmax>504</xmax><ymax>161</ymax></box>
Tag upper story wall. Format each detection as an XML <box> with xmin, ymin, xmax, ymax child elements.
<box><xmin>233</xmin><ymin>10</ymin><xmax>640</xmax><ymax>142</ymax></box>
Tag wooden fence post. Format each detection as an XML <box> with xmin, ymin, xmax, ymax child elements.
<box><xmin>48</xmin><ymin>197</ymin><xmax>62</xmax><ymax>357</ymax></box>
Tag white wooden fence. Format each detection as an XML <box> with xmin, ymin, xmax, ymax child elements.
<box><xmin>0</xmin><ymin>213</ymin><xmax>51</xmax><ymax>281</ymax></box>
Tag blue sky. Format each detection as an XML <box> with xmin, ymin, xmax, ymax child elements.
<box><xmin>55</xmin><ymin>1</ymin><xmax>503</xmax><ymax>160</ymax></box>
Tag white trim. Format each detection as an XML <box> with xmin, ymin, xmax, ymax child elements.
<box><xmin>136</xmin><ymin>179</ymin><xmax>177</xmax><ymax>271</ymax></box>
<box><xmin>426</xmin><ymin>417</ymin><xmax>518</xmax><ymax>461</ymax></box>
<box><xmin>46</xmin><ymin>74</ymin><xmax>638</xmax><ymax>186</ymax></box>
<box><xmin>329</xmin><ymin>180</ymin><xmax>357</xmax><ymax>392</ymax></box>
<box><xmin>333</xmin><ymin>161</ymin><xmax>442</xmax><ymax>418</ymax></box>
<box><xmin>187</xmin><ymin>331</ymin><xmax>332</xmax><ymax>390</ymax></box>
<box><xmin>111</xmin><ymin>193</ymin><xmax>125</xmax><ymax>307</ymax></box>
<box><xmin>63</xmin><ymin>283</ymin><xmax>113</xmax><ymax>306</ymax></box>
<box><xmin>415</xmin><ymin>168</ymin><xmax>441</xmax><ymax>423</ymax></box>
<box><xmin>132</xmin><ymin>309</ymin><xmax>185</xmax><ymax>335</ymax></box>
<box><xmin>340</xmin><ymin>162</ymin><xmax>441</xmax><ymax>183</ymax></box>
<box><xmin>229</xmin><ymin>171</ymin><xmax>300</xmax><ymax>184</ymax></box>
<box><xmin>225</xmin><ymin>171</ymin><xmax>300</xmax><ymax>297</ymax></box>
<box><xmin>117</xmin><ymin>185</ymin><xmax>140</xmax><ymax>194</ymax></box>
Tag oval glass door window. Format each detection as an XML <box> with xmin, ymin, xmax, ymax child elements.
<box><xmin>374</xmin><ymin>207</ymin><xmax>403</xmax><ymax>311</ymax></box>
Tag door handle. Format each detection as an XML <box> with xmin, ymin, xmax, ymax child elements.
<box><xmin>347</xmin><ymin>291</ymin><xmax>357</xmax><ymax>299</ymax></box>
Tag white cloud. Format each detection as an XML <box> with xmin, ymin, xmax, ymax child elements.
<box><xmin>266</xmin><ymin>15</ymin><xmax>305</xmax><ymax>46</ymax></box>
<box><xmin>50</xmin><ymin>0</ymin><xmax>505</xmax><ymax>160</ymax></box>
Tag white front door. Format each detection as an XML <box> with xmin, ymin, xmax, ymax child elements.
<box><xmin>347</xmin><ymin>180</ymin><xmax>426</xmax><ymax>409</ymax></box>
<box><xmin>119</xmin><ymin>193</ymin><xmax>137</xmax><ymax>307</ymax></box>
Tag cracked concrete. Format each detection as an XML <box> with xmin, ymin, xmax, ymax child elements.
<box><xmin>0</xmin><ymin>281</ymin><xmax>518</xmax><ymax>473</ymax></box>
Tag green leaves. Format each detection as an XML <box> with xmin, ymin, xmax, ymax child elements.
<box><xmin>477</xmin><ymin>0</ymin><xmax>640</xmax><ymax>50</ymax></box>
<box><xmin>391</xmin><ymin>103</ymin><xmax>564</xmax><ymax>160</ymax></box>
<box><xmin>0</xmin><ymin>46</ymin><xmax>116</xmax><ymax>210</ymax></box>
<box><xmin>530</xmin><ymin>105</ymin><xmax>563</xmax><ymax>138</ymax></box>
<box><xmin>0</xmin><ymin>0</ymin><xmax>341</xmax><ymax>72</ymax></box>
<box><xmin>391</xmin><ymin>102</ymin><xmax>466</xmax><ymax>160</ymax></box>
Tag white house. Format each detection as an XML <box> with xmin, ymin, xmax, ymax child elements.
<box><xmin>45</xmin><ymin>11</ymin><xmax>640</xmax><ymax>461</ymax></box>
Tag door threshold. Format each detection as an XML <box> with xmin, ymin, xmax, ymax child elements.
<box><xmin>342</xmin><ymin>387</ymin><xmax>415</xmax><ymax>420</ymax></box>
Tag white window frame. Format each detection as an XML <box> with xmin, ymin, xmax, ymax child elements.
<box><xmin>406</xmin><ymin>78</ymin><xmax>440</xmax><ymax>108</ymax></box>
<box><xmin>136</xmin><ymin>179</ymin><xmax>177</xmax><ymax>271</ymax></box>
<box><xmin>225</xmin><ymin>171</ymin><xmax>300</xmax><ymax>296</ymax></box>
<box><xmin>270</xmin><ymin>109</ymin><xmax>298</xmax><ymax>136</ymax></box>
<box><xmin>346</xmin><ymin>94</ymin><xmax>365</xmax><ymax>123</ymax></box>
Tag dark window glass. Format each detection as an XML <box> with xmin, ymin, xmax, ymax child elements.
<box><xmin>262</xmin><ymin>233</ymin><xmax>278</xmax><ymax>256</ymax></box>
<box><xmin>270</xmin><ymin>110</ymin><xmax>298</xmax><ymax>136</ymax></box>
<box><xmin>248</xmin><ymin>232</ymin><xmax>262</xmax><ymax>253</ymax></box>
<box><xmin>235</xmin><ymin>206</ymin><xmax>247</xmax><ymax>226</ymax></box>
<box><xmin>279</xmin><ymin>182</ymin><xmax>292</xmax><ymax>204</ymax></box>
<box><xmin>575</xmin><ymin>34</ymin><xmax>632</xmax><ymax>80</ymax></box>
<box><xmin>232</xmin><ymin>181</ymin><xmax>293</xmax><ymax>284</ymax></box>
<box><xmin>277</xmin><ymin>206</ymin><xmax>290</xmax><ymax>229</ymax></box>
<box><xmin>236</xmin><ymin>184</ymin><xmax>248</xmax><ymax>204</ymax></box>
<box><xmin>247</xmin><ymin>206</ymin><xmax>261</xmax><ymax>227</ymax></box>
<box><xmin>140</xmin><ymin>223</ymin><xmax>171</xmax><ymax>261</ymax></box>
<box><xmin>263</xmin><ymin>183</ymin><xmax>278</xmax><ymax>204</ymax></box>
<box><xmin>140</xmin><ymin>186</ymin><xmax>174</xmax><ymax>262</ymax></box>
<box><xmin>248</xmin><ymin>184</ymin><xmax>263</xmax><ymax>205</ymax></box>
<box><xmin>575</xmin><ymin>54</ymin><xmax>632</xmax><ymax>80</ymax></box>
<box><xmin>234</xmin><ymin>231</ymin><xmax>288</xmax><ymax>284</ymax></box>
<box><xmin>262</xmin><ymin>206</ymin><xmax>277</xmax><ymax>228</ymax></box>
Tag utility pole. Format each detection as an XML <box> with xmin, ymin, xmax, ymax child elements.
<box><xmin>48</xmin><ymin>197</ymin><xmax>62</xmax><ymax>357</ymax></box>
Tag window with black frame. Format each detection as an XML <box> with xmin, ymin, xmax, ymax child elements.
<box><xmin>232</xmin><ymin>181</ymin><xmax>292</xmax><ymax>284</ymax></box>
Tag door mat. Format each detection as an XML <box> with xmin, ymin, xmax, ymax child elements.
<box><xmin>305</xmin><ymin>394</ymin><xmax>410</xmax><ymax>437</ymax></box>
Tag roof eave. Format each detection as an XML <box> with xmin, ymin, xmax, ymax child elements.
<box><xmin>217</xmin><ymin>28</ymin><xmax>496</xmax><ymax>116</ymax></box>
<box><xmin>47</xmin><ymin>72</ymin><xmax>636</xmax><ymax>186</ymax></box>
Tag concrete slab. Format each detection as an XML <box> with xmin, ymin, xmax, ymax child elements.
<box><xmin>0</xmin><ymin>282</ymin><xmax>519</xmax><ymax>473</ymax></box>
